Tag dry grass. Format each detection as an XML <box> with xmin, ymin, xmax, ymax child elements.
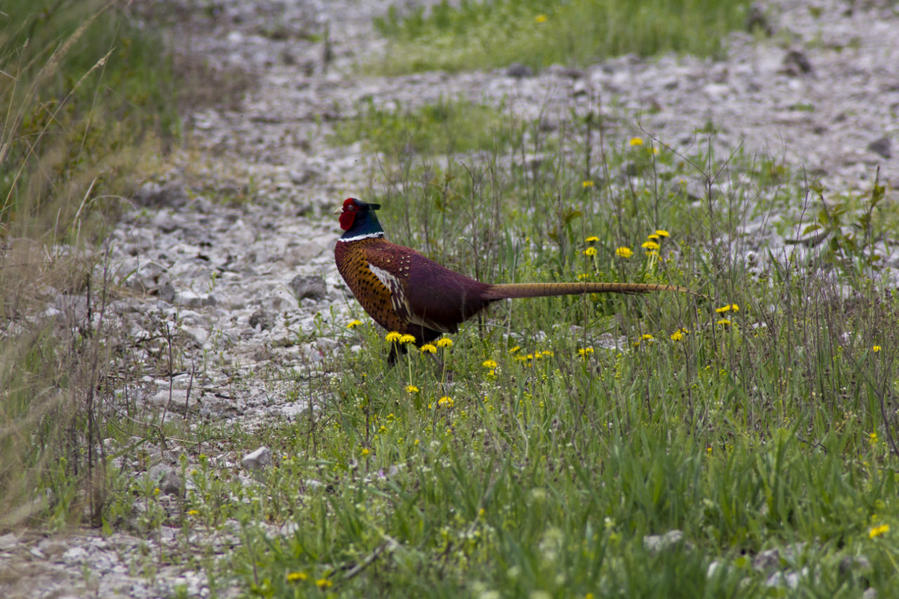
<box><xmin>0</xmin><ymin>0</ymin><xmax>178</xmax><ymax>529</ymax></box>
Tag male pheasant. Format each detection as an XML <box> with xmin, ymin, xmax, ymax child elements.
<box><xmin>335</xmin><ymin>197</ymin><xmax>689</xmax><ymax>361</ymax></box>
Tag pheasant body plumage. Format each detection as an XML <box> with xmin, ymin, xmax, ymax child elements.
<box><xmin>334</xmin><ymin>198</ymin><xmax>689</xmax><ymax>360</ymax></box>
<box><xmin>335</xmin><ymin>232</ymin><xmax>493</xmax><ymax>346</ymax></box>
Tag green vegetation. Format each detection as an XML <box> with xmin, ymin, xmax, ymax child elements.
<box><xmin>330</xmin><ymin>97</ymin><xmax>522</xmax><ymax>155</ymax></box>
<box><xmin>373</xmin><ymin>0</ymin><xmax>751</xmax><ymax>73</ymax></box>
<box><xmin>0</xmin><ymin>0</ymin><xmax>179</xmax><ymax>528</ymax></box>
<box><xmin>175</xmin><ymin>120</ymin><xmax>894</xmax><ymax>595</ymax></box>
<box><xmin>0</xmin><ymin>0</ymin><xmax>178</xmax><ymax>238</ymax></box>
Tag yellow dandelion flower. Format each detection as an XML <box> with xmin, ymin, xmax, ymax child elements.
<box><xmin>577</xmin><ymin>272</ymin><xmax>591</xmax><ymax>280</ymax></box>
<box><xmin>655</xmin><ymin>229</ymin><xmax>670</xmax><ymax>237</ymax></box>
<box><xmin>385</xmin><ymin>331</ymin><xmax>402</xmax><ymax>342</ymax></box>
<box><xmin>316</xmin><ymin>578</ymin><xmax>333</xmax><ymax>589</ymax></box>
<box><xmin>869</xmin><ymin>524</ymin><xmax>890</xmax><ymax>539</ymax></box>
<box><xmin>577</xmin><ymin>347</ymin><xmax>594</xmax><ymax>357</ymax></box>
<box><xmin>583</xmin><ymin>247</ymin><xmax>598</xmax><ymax>256</ymax></box>
<box><xmin>286</xmin><ymin>572</ymin><xmax>308</xmax><ymax>582</ymax></box>
<box><xmin>360</xmin><ymin>447</ymin><xmax>370</xmax><ymax>456</ymax></box>
<box><xmin>541</xmin><ymin>350</ymin><xmax>554</xmax><ymax>357</ymax></box>
<box><xmin>872</xmin><ymin>345</ymin><xmax>882</xmax><ymax>352</ymax></box>
<box><xmin>615</xmin><ymin>246</ymin><xmax>633</xmax><ymax>258</ymax></box>
<box><xmin>437</xmin><ymin>338</ymin><xmax>453</xmax><ymax>348</ymax></box>
<box><xmin>187</xmin><ymin>509</ymin><xmax>200</xmax><ymax>516</ymax></box>
<box><xmin>488</xmin><ymin>369</ymin><xmax>496</xmax><ymax>376</ymax></box>
<box><xmin>582</xmin><ymin>180</ymin><xmax>595</xmax><ymax>188</ymax></box>
<box><xmin>420</xmin><ymin>343</ymin><xmax>437</xmax><ymax>354</ymax></box>
<box><xmin>399</xmin><ymin>334</ymin><xmax>416</xmax><ymax>344</ymax></box>
<box><xmin>346</xmin><ymin>319</ymin><xmax>362</xmax><ymax>329</ymax></box>
<box><xmin>437</xmin><ymin>396</ymin><xmax>454</xmax><ymax>408</ymax></box>
<box><xmin>641</xmin><ymin>334</ymin><xmax>654</xmax><ymax>341</ymax></box>
<box><xmin>482</xmin><ymin>359</ymin><xmax>498</xmax><ymax>369</ymax></box>
<box><xmin>869</xmin><ymin>431</ymin><xmax>878</xmax><ymax>445</ymax></box>
<box><xmin>670</xmin><ymin>328</ymin><xmax>688</xmax><ymax>341</ymax></box>
<box><xmin>717</xmin><ymin>318</ymin><xmax>732</xmax><ymax>326</ymax></box>
<box><xmin>585</xmin><ymin>235</ymin><xmax>599</xmax><ymax>242</ymax></box>
<box><xmin>153</xmin><ymin>487</ymin><xmax>160</xmax><ymax>496</ymax></box>
<box><xmin>509</xmin><ymin>345</ymin><xmax>520</xmax><ymax>354</ymax></box>
<box><xmin>641</xmin><ymin>240</ymin><xmax>660</xmax><ymax>251</ymax></box>
<box><xmin>647</xmin><ymin>234</ymin><xmax>660</xmax><ymax>241</ymax></box>
<box><xmin>535</xmin><ymin>14</ymin><xmax>548</xmax><ymax>23</ymax></box>
<box><xmin>715</xmin><ymin>303</ymin><xmax>740</xmax><ymax>313</ymax></box>
<box><xmin>406</xmin><ymin>385</ymin><xmax>420</xmax><ymax>393</ymax></box>
<box><xmin>629</xmin><ymin>137</ymin><xmax>644</xmax><ymax>147</ymax></box>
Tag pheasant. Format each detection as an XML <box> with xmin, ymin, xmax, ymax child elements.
<box><xmin>335</xmin><ymin>197</ymin><xmax>690</xmax><ymax>362</ymax></box>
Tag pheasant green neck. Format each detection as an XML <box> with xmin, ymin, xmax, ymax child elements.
<box><xmin>339</xmin><ymin>208</ymin><xmax>384</xmax><ymax>242</ymax></box>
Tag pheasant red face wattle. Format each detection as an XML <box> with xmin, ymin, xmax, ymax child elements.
<box><xmin>338</xmin><ymin>203</ymin><xmax>356</xmax><ymax>230</ymax></box>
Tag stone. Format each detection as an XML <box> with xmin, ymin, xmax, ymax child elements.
<box><xmin>249</xmin><ymin>308</ymin><xmax>274</xmax><ymax>330</ymax></box>
<box><xmin>62</xmin><ymin>546</ymin><xmax>90</xmax><ymax>564</ymax></box>
<box><xmin>148</xmin><ymin>463</ymin><xmax>184</xmax><ymax>496</ymax></box>
<box><xmin>506</xmin><ymin>63</ymin><xmax>533</xmax><ymax>78</ymax></box>
<box><xmin>867</xmin><ymin>136</ymin><xmax>891</xmax><ymax>159</ymax></box>
<box><xmin>753</xmin><ymin>548</ymin><xmax>782</xmax><ymax>572</ymax></box>
<box><xmin>289</xmin><ymin>274</ymin><xmax>327</xmax><ymax>301</ymax></box>
<box><xmin>241</xmin><ymin>446</ymin><xmax>272</xmax><ymax>470</ymax></box>
<box><xmin>782</xmin><ymin>49</ymin><xmax>813</xmax><ymax>75</ymax></box>
<box><xmin>157</xmin><ymin>282</ymin><xmax>176</xmax><ymax>303</ymax></box>
<box><xmin>0</xmin><ymin>532</ymin><xmax>19</xmax><ymax>550</ymax></box>
<box><xmin>643</xmin><ymin>529</ymin><xmax>684</xmax><ymax>552</ymax></box>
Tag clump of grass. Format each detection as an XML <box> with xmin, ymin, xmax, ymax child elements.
<box><xmin>373</xmin><ymin>0</ymin><xmax>751</xmax><ymax>73</ymax></box>
<box><xmin>0</xmin><ymin>0</ymin><xmax>179</xmax><ymax>529</ymax></box>
<box><xmin>0</xmin><ymin>0</ymin><xmax>178</xmax><ymax>239</ymax></box>
<box><xmin>330</xmin><ymin>97</ymin><xmax>522</xmax><ymax>155</ymax></box>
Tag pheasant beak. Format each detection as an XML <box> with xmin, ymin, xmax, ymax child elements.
<box><xmin>369</xmin><ymin>203</ymin><xmax>381</xmax><ymax>210</ymax></box>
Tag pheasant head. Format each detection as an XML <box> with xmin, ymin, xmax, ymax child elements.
<box><xmin>339</xmin><ymin>197</ymin><xmax>384</xmax><ymax>241</ymax></box>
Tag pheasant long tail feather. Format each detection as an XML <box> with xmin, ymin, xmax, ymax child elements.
<box><xmin>482</xmin><ymin>281</ymin><xmax>692</xmax><ymax>300</ymax></box>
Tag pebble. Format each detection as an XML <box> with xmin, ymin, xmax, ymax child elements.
<box><xmin>241</xmin><ymin>446</ymin><xmax>273</xmax><ymax>470</ymax></box>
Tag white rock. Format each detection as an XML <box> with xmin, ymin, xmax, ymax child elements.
<box><xmin>241</xmin><ymin>446</ymin><xmax>272</xmax><ymax>470</ymax></box>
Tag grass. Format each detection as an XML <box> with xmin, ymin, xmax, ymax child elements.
<box><xmin>0</xmin><ymin>0</ymin><xmax>179</xmax><ymax>528</ymax></box>
<box><xmin>373</xmin><ymin>0</ymin><xmax>752</xmax><ymax>73</ymax></box>
<box><xmin>330</xmin><ymin>97</ymin><xmax>522</xmax><ymax>156</ymax></box>
<box><xmin>0</xmin><ymin>0</ymin><xmax>178</xmax><ymax>238</ymax></box>
<box><xmin>160</xmin><ymin>110</ymin><xmax>897</xmax><ymax>595</ymax></box>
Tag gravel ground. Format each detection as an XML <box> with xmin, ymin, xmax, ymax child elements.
<box><xmin>2</xmin><ymin>0</ymin><xmax>897</xmax><ymax>596</ymax></box>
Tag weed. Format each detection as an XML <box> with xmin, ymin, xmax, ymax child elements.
<box><xmin>330</xmin><ymin>97</ymin><xmax>522</xmax><ymax>156</ymax></box>
<box><xmin>0</xmin><ymin>0</ymin><xmax>179</xmax><ymax>529</ymax></box>
<box><xmin>187</xmin><ymin>102</ymin><xmax>899</xmax><ymax>595</ymax></box>
<box><xmin>373</xmin><ymin>0</ymin><xmax>751</xmax><ymax>73</ymax></box>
